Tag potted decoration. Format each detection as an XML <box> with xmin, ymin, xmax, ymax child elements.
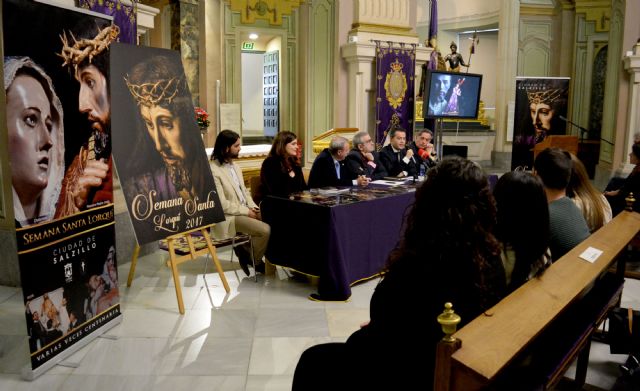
<box><xmin>194</xmin><ymin>106</ymin><xmax>210</xmax><ymax>139</ymax></box>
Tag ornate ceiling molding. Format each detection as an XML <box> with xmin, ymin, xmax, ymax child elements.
<box><xmin>575</xmin><ymin>0</ymin><xmax>611</xmax><ymax>32</ymax></box>
<box><xmin>226</xmin><ymin>0</ymin><xmax>303</xmax><ymax>26</ymax></box>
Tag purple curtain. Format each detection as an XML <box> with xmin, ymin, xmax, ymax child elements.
<box><xmin>375</xmin><ymin>42</ymin><xmax>416</xmax><ymax>147</ymax></box>
<box><xmin>78</xmin><ymin>0</ymin><xmax>137</xmax><ymax>44</ymax></box>
<box><xmin>427</xmin><ymin>0</ymin><xmax>438</xmax><ymax>70</ymax></box>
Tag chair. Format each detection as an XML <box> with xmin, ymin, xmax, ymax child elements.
<box><xmin>159</xmin><ymin>231</ymin><xmax>258</xmax><ymax>282</ymax></box>
<box><xmin>249</xmin><ymin>175</ymin><xmax>262</xmax><ymax>205</ymax></box>
<box><xmin>204</xmin><ymin>233</ymin><xmax>257</xmax><ymax>283</ymax></box>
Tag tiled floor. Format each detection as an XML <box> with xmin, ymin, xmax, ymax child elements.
<box><xmin>0</xmin><ymin>248</ymin><xmax>639</xmax><ymax>390</ymax></box>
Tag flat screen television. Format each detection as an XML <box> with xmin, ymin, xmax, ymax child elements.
<box><xmin>424</xmin><ymin>70</ymin><xmax>483</xmax><ymax>119</ymax></box>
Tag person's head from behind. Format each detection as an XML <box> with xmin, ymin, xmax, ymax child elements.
<box><xmin>389</xmin><ymin>128</ymin><xmax>407</xmax><ymax>151</ymax></box>
<box><xmin>414</xmin><ymin>129</ymin><xmax>433</xmax><ymax>149</ymax></box>
<box><xmin>125</xmin><ymin>55</ymin><xmax>194</xmax><ymax>170</ymax></box>
<box><xmin>567</xmin><ymin>154</ymin><xmax>593</xmax><ymax>197</ymax></box>
<box><xmin>494</xmin><ymin>171</ymin><xmax>550</xmax><ymax>286</ymax></box>
<box><xmin>352</xmin><ymin>130</ymin><xmax>374</xmax><ymax>154</ymax></box>
<box><xmin>60</xmin><ymin>21</ymin><xmax>118</xmax><ymax>136</ymax></box>
<box><xmin>630</xmin><ymin>143</ymin><xmax>640</xmax><ymax>165</ymax></box>
<box><xmin>4</xmin><ymin>57</ymin><xmax>63</xmax><ymax>220</ymax></box>
<box><xmin>534</xmin><ymin>148</ymin><xmax>572</xmax><ymax>192</ymax></box>
<box><xmin>212</xmin><ymin>129</ymin><xmax>241</xmax><ymax>164</ymax></box>
<box><xmin>433</xmin><ymin>73</ymin><xmax>451</xmax><ymax>101</ymax></box>
<box><xmin>328</xmin><ymin>136</ymin><xmax>349</xmax><ymax>161</ymax></box>
<box><xmin>398</xmin><ymin>157</ymin><xmax>501</xmax><ymax>293</ymax></box>
<box><xmin>269</xmin><ymin>131</ymin><xmax>298</xmax><ymax>160</ymax></box>
<box><xmin>568</xmin><ymin>153</ymin><xmax>609</xmax><ymax>231</ymax></box>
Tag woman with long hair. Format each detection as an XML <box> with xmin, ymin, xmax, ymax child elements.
<box><xmin>494</xmin><ymin>171</ymin><xmax>551</xmax><ymax>292</ymax></box>
<box><xmin>292</xmin><ymin>157</ymin><xmax>506</xmax><ymax>389</ymax></box>
<box><xmin>567</xmin><ymin>154</ymin><xmax>612</xmax><ymax>232</ymax></box>
<box><xmin>258</xmin><ymin>131</ymin><xmax>307</xmax><ymax>201</ymax></box>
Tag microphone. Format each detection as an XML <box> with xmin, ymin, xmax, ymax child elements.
<box><xmin>559</xmin><ymin>115</ymin><xmax>589</xmax><ymax>134</ymax></box>
<box><xmin>418</xmin><ymin>148</ymin><xmax>430</xmax><ymax>159</ymax></box>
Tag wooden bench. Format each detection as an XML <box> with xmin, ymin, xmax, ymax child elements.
<box><xmin>434</xmin><ymin>210</ymin><xmax>640</xmax><ymax>390</ymax></box>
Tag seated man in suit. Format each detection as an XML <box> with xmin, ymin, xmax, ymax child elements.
<box><xmin>379</xmin><ymin>128</ymin><xmax>418</xmax><ymax>177</ymax></box>
<box><xmin>308</xmin><ymin>136</ymin><xmax>368</xmax><ymax>188</ymax></box>
<box><xmin>210</xmin><ymin>130</ymin><xmax>270</xmax><ymax>276</ymax></box>
<box><xmin>344</xmin><ymin>130</ymin><xmax>387</xmax><ymax>182</ymax></box>
<box><xmin>408</xmin><ymin>129</ymin><xmax>437</xmax><ymax>174</ymax></box>
<box><xmin>534</xmin><ymin>147</ymin><xmax>590</xmax><ymax>261</ymax></box>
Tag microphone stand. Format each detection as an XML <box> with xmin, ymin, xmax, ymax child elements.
<box><xmin>562</xmin><ymin>116</ymin><xmax>589</xmax><ymax>144</ymax></box>
<box><xmin>561</xmin><ymin>116</ymin><xmax>597</xmax><ymax>179</ymax></box>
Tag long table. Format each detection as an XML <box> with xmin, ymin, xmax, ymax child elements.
<box><xmin>261</xmin><ymin>184</ymin><xmax>416</xmax><ymax>300</ymax></box>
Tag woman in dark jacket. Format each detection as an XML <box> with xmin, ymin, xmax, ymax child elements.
<box><xmin>292</xmin><ymin>157</ymin><xmax>507</xmax><ymax>390</ymax></box>
<box><xmin>605</xmin><ymin>143</ymin><xmax>640</xmax><ymax>215</ymax></box>
<box><xmin>257</xmin><ymin>131</ymin><xmax>307</xmax><ymax>202</ymax></box>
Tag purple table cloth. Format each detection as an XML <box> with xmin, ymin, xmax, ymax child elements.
<box><xmin>262</xmin><ymin>185</ymin><xmax>416</xmax><ymax>300</ymax></box>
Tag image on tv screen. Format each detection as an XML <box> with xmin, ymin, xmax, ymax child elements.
<box><xmin>425</xmin><ymin>70</ymin><xmax>482</xmax><ymax>119</ymax></box>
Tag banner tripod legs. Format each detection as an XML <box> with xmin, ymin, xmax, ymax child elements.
<box><xmin>127</xmin><ymin>243</ymin><xmax>141</xmax><ymax>287</ymax></box>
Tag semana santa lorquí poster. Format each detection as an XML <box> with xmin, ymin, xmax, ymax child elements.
<box><xmin>110</xmin><ymin>44</ymin><xmax>224</xmax><ymax>245</ymax></box>
<box><xmin>511</xmin><ymin>77</ymin><xmax>570</xmax><ymax>170</ymax></box>
<box><xmin>2</xmin><ymin>0</ymin><xmax>122</xmax><ymax>375</ymax></box>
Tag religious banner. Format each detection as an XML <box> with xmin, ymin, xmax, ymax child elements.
<box><xmin>511</xmin><ymin>77</ymin><xmax>570</xmax><ymax>170</ymax></box>
<box><xmin>2</xmin><ymin>0</ymin><xmax>120</xmax><ymax>377</ymax></box>
<box><xmin>78</xmin><ymin>0</ymin><xmax>137</xmax><ymax>44</ymax></box>
<box><xmin>375</xmin><ymin>42</ymin><xmax>416</xmax><ymax>149</ymax></box>
<box><xmin>110</xmin><ymin>44</ymin><xmax>225</xmax><ymax>245</ymax></box>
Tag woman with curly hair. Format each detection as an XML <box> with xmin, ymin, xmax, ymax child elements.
<box><xmin>293</xmin><ymin>157</ymin><xmax>506</xmax><ymax>389</ymax></box>
<box><xmin>257</xmin><ymin>131</ymin><xmax>307</xmax><ymax>202</ymax></box>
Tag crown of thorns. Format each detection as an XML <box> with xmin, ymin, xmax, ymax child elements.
<box><xmin>527</xmin><ymin>88</ymin><xmax>567</xmax><ymax>105</ymax></box>
<box><xmin>59</xmin><ymin>25</ymin><xmax>120</xmax><ymax>69</ymax></box>
<box><xmin>124</xmin><ymin>76</ymin><xmax>187</xmax><ymax>107</ymax></box>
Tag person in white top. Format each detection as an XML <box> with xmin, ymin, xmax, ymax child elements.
<box><xmin>210</xmin><ymin>130</ymin><xmax>270</xmax><ymax>275</ymax></box>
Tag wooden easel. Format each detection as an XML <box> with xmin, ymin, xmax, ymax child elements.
<box><xmin>126</xmin><ymin>223</ymin><xmax>230</xmax><ymax>314</ymax></box>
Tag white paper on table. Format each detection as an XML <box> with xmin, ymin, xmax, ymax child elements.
<box><xmin>579</xmin><ymin>247</ymin><xmax>603</xmax><ymax>263</ymax></box>
<box><xmin>370</xmin><ymin>180</ymin><xmax>404</xmax><ymax>186</ymax></box>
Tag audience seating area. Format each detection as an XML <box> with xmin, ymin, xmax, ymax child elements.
<box><xmin>434</xmin><ymin>210</ymin><xmax>640</xmax><ymax>391</ymax></box>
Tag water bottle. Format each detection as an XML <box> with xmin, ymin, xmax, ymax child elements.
<box><xmin>419</xmin><ymin>164</ymin><xmax>426</xmax><ymax>181</ymax></box>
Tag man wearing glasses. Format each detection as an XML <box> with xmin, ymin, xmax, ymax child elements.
<box><xmin>344</xmin><ymin>130</ymin><xmax>388</xmax><ymax>184</ymax></box>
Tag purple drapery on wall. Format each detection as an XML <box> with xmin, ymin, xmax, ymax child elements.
<box><xmin>79</xmin><ymin>0</ymin><xmax>137</xmax><ymax>44</ymax></box>
<box><xmin>375</xmin><ymin>42</ymin><xmax>416</xmax><ymax>148</ymax></box>
<box><xmin>427</xmin><ymin>0</ymin><xmax>438</xmax><ymax>70</ymax></box>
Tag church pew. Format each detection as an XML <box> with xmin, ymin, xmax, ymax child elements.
<box><xmin>434</xmin><ymin>210</ymin><xmax>640</xmax><ymax>390</ymax></box>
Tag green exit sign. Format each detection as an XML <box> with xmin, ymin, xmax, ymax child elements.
<box><xmin>242</xmin><ymin>42</ymin><xmax>254</xmax><ymax>50</ymax></box>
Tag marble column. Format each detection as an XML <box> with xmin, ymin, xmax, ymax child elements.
<box><xmin>621</xmin><ymin>43</ymin><xmax>640</xmax><ymax>171</ymax></box>
<box><xmin>171</xmin><ymin>0</ymin><xmax>200</xmax><ymax>105</ymax></box>
<box><xmin>494</xmin><ymin>0</ymin><xmax>520</xmax><ymax>153</ymax></box>
<box><xmin>341</xmin><ymin>43</ymin><xmax>376</xmax><ymax>132</ymax></box>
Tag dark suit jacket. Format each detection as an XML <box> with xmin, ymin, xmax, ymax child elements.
<box><xmin>344</xmin><ymin>149</ymin><xmax>388</xmax><ymax>181</ymax></box>
<box><xmin>407</xmin><ymin>141</ymin><xmax>437</xmax><ymax>172</ymax></box>
<box><xmin>308</xmin><ymin>148</ymin><xmax>351</xmax><ymax>188</ymax></box>
<box><xmin>379</xmin><ymin>145</ymin><xmax>418</xmax><ymax>177</ymax></box>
